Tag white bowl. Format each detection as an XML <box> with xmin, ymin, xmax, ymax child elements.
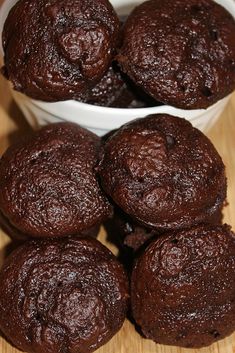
<box><xmin>0</xmin><ymin>0</ymin><xmax>234</xmax><ymax>135</ymax></box>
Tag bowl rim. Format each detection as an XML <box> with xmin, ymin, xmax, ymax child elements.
<box><xmin>1</xmin><ymin>0</ymin><xmax>235</xmax><ymax>117</ymax></box>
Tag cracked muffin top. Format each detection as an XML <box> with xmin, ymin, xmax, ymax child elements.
<box><xmin>98</xmin><ymin>114</ymin><xmax>226</xmax><ymax>231</ymax></box>
<box><xmin>117</xmin><ymin>0</ymin><xmax>235</xmax><ymax>109</ymax></box>
<box><xmin>0</xmin><ymin>236</ymin><xmax>129</xmax><ymax>353</ymax></box>
<box><xmin>131</xmin><ymin>224</ymin><xmax>235</xmax><ymax>348</ymax></box>
<box><xmin>0</xmin><ymin>122</ymin><xmax>112</xmax><ymax>238</ymax></box>
<box><xmin>2</xmin><ymin>0</ymin><xmax>120</xmax><ymax>101</ymax></box>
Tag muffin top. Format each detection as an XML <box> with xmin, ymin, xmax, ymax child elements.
<box><xmin>2</xmin><ymin>0</ymin><xmax>120</xmax><ymax>101</ymax></box>
<box><xmin>0</xmin><ymin>122</ymin><xmax>112</xmax><ymax>238</ymax></box>
<box><xmin>0</xmin><ymin>236</ymin><xmax>129</xmax><ymax>353</ymax></box>
<box><xmin>98</xmin><ymin>115</ymin><xmax>226</xmax><ymax>230</ymax></box>
<box><xmin>131</xmin><ymin>224</ymin><xmax>235</xmax><ymax>348</ymax></box>
<box><xmin>117</xmin><ymin>0</ymin><xmax>235</xmax><ymax>109</ymax></box>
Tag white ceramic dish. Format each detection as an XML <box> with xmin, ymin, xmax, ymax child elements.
<box><xmin>0</xmin><ymin>0</ymin><xmax>234</xmax><ymax>135</ymax></box>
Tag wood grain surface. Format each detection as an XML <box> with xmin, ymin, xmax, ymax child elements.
<box><xmin>0</xmin><ymin>17</ymin><xmax>235</xmax><ymax>353</ymax></box>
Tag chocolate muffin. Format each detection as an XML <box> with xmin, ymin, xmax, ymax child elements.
<box><xmin>0</xmin><ymin>236</ymin><xmax>129</xmax><ymax>353</ymax></box>
<box><xmin>117</xmin><ymin>0</ymin><xmax>235</xmax><ymax>109</ymax></box>
<box><xmin>131</xmin><ymin>224</ymin><xmax>235</xmax><ymax>348</ymax></box>
<box><xmin>2</xmin><ymin>0</ymin><xmax>119</xmax><ymax>101</ymax></box>
<box><xmin>98</xmin><ymin>115</ymin><xmax>226</xmax><ymax>231</ymax></box>
<box><xmin>0</xmin><ymin>122</ymin><xmax>112</xmax><ymax>238</ymax></box>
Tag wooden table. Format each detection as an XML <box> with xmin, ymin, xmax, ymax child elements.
<box><xmin>0</xmin><ymin>50</ymin><xmax>235</xmax><ymax>353</ymax></box>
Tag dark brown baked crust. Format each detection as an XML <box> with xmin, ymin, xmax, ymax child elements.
<box><xmin>111</xmin><ymin>210</ymin><xmax>159</xmax><ymax>251</ymax></box>
<box><xmin>98</xmin><ymin>115</ymin><xmax>226</xmax><ymax>231</ymax></box>
<box><xmin>78</xmin><ymin>63</ymin><xmax>159</xmax><ymax>108</ymax></box>
<box><xmin>0</xmin><ymin>122</ymin><xmax>112</xmax><ymax>238</ymax></box>
<box><xmin>2</xmin><ymin>0</ymin><xmax>119</xmax><ymax>101</ymax></box>
<box><xmin>117</xmin><ymin>0</ymin><xmax>235</xmax><ymax>109</ymax></box>
<box><xmin>0</xmin><ymin>209</ymin><xmax>100</xmax><ymax>241</ymax></box>
<box><xmin>0</xmin><ymin>237</ymin><xmax>129</xmax><ymax>353</ymax></box>
<box><xmin>78</xmin><ymin>64</ymin><xmax>137</xmax><ymax>108</ymax></box>
<box><xmin>112</xmin><ymin>206</ymin><xmax>223</xmax><ymax>252</ymax></box>
<box><xmin>131</xmin><ymin>224</ymin><xmax>235</xmax><ymax>348</ymax></box>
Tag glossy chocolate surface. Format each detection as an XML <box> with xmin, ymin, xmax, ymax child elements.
<box><xmin>0</xmin><ymin>122</ymin><xmax>112</xmax><ymax>238</ymax></box>
<box><xmin>99</xmin><ymin>115</ymin><xmax>226</xmax><ymax>230</ymax></box>
<box><xmin>131</xmin><ymin>224</ymin><xmax>235</xmax><ymax>348</ymax></box>
<box><xmin>117</xmin><ymin>0</ymin><xmax>235</xmax><ymax>109</ymax></box>
<box><xmin>0</xmin><ymin>237</ymin><xmax>129</xmax><ymax>353</ymax></box>
<box><xmin>2</xmin><ymin>0</ymin><xmax>119</xmax><ymax>101</ymax></box>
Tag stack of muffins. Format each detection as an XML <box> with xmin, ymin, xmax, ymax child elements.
<box><xmin>98</xmin><ymin>114</ymin><xmax>235</xmax><ymax>348</ymax></box>
<box><xmin>0</xmin><ymin>122</ymin><xmax>130</xmax><ymax>353</ymax></box>
<box><xmin>0</xmin><ymin>116</ymin><xmax>234</xmax><ymax>352</ymax></box>
<box><xmin>0</xmin><ymin>0</ymin><xmax>235</xmax><ymax>352</ymax></box>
